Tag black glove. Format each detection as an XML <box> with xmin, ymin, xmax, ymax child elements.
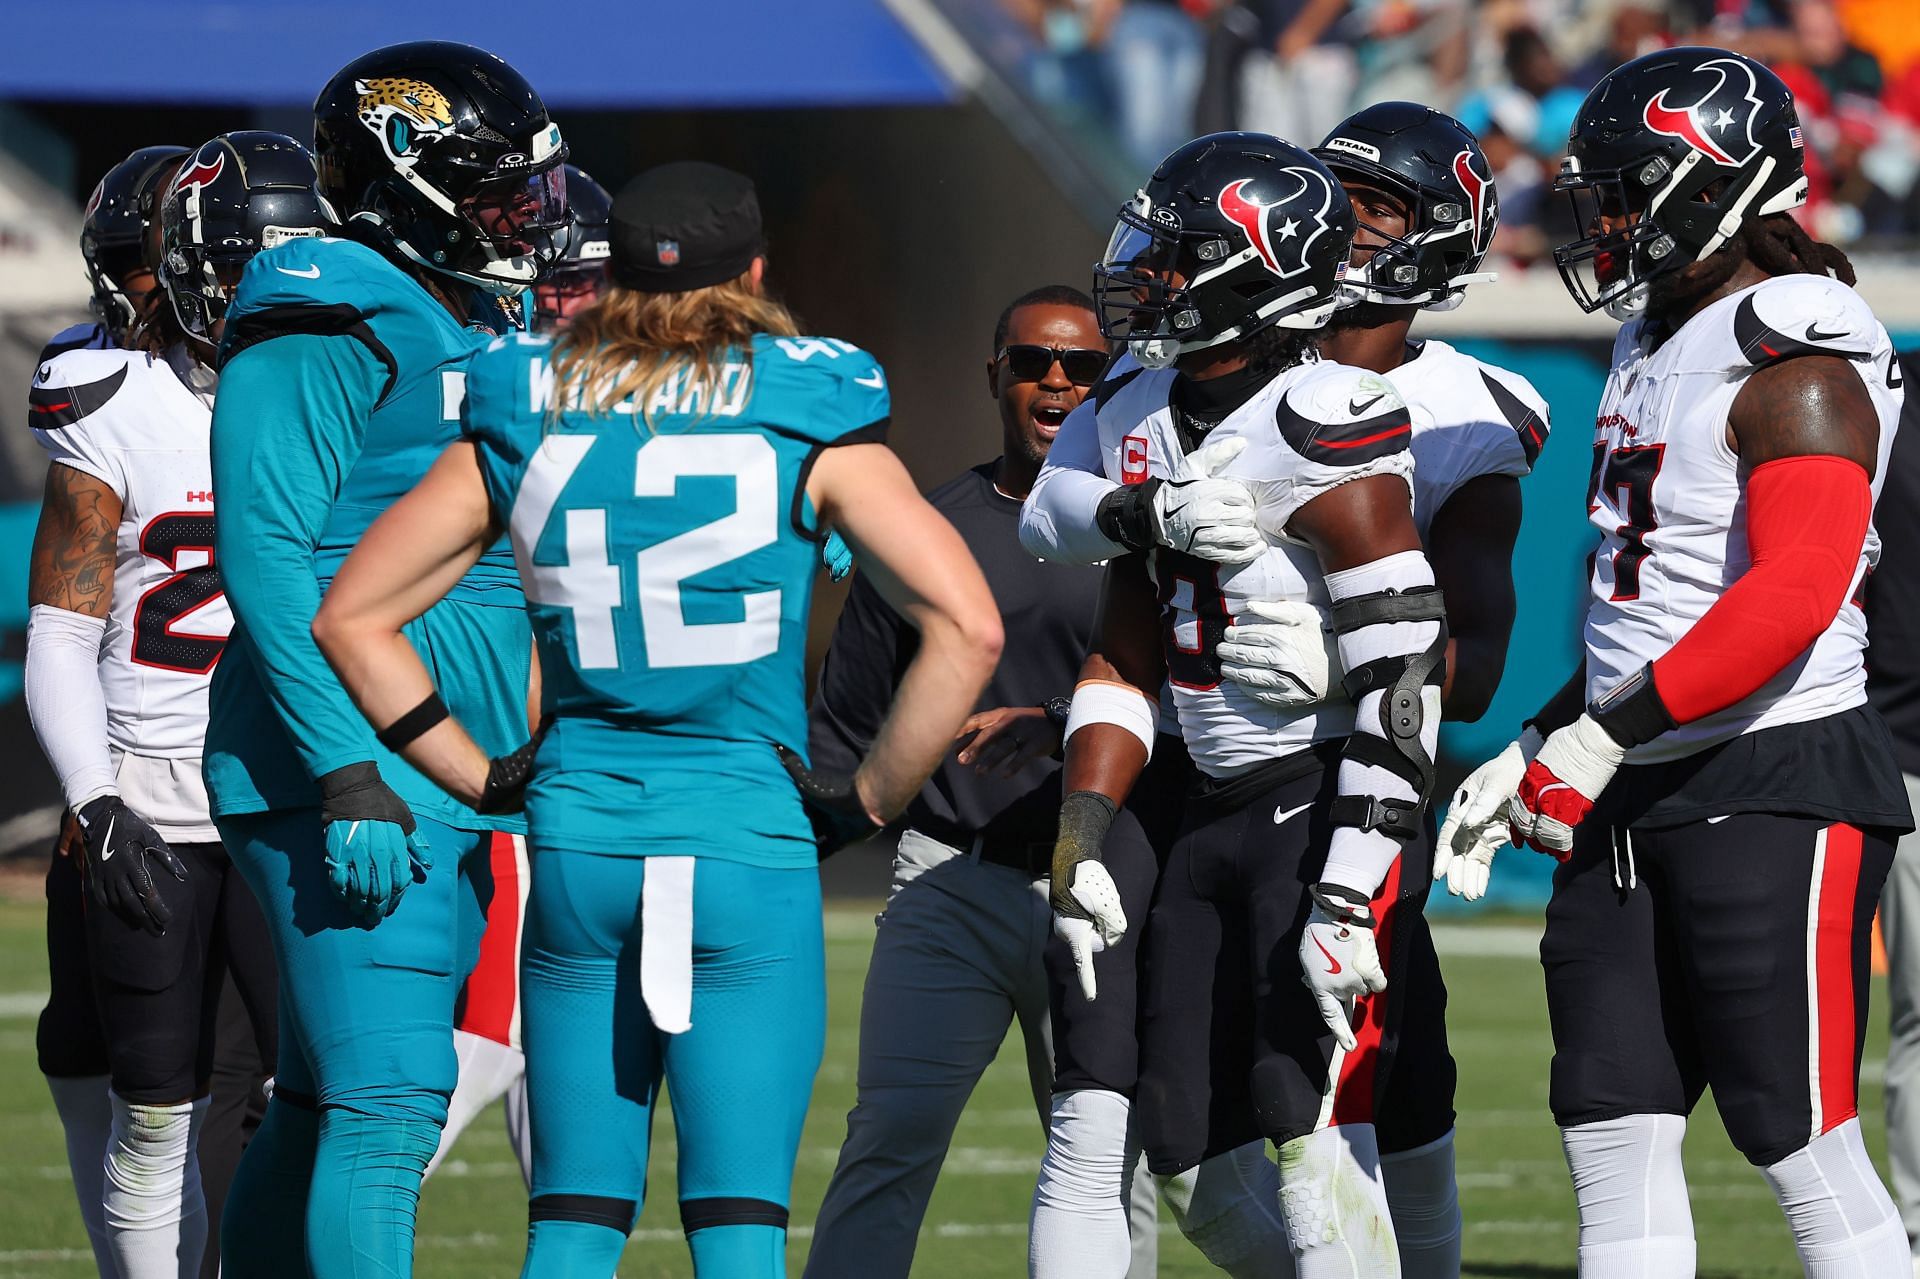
<box><xmin>477</xmin><ymin>724</ymin><xmax>548</xmax><ymax>816</ymax></box>
<box><xmin>775</xmin><ymin>745</ymin><xmax>881</xmax><ymax>859</ymax></box>
<box><xmin>75</xmin><ymin>796</ymin><xmax>187</xmax><ymax>936</ymax></box>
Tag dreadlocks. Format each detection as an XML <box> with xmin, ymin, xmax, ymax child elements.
<box><xmin>1245</xmin><ymin>321</ymin><xmax>1319</xmax><ymax>378</ymax></box>
<box><xmin>1746</xmin><ymin>212</ymin><xmax>1856</xmax><ymax>286</ymax></box>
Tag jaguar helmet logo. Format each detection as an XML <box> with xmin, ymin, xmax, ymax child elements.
<box><xmin>1216</xmin><ymin>166</ymin><xmax>1337</xmax><ymax>281</ymax></box>
<box><xmin>355</xmin><ymin>76</ymin><xmax>456</xmax><ymax>162</ymax></box>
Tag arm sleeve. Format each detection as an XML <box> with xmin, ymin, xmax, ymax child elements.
<box><xmin>1649</xmin><ymin>454</ymin><xmax>1872</xmax><ymax>725</ymax></box>
<box><xmin>1019</xmin><ymin>401</ymin><xmax>1129</xmax><ymax>564</ymax></box>
<box><xmin>24</xmin><ymin>605</ymin><xmax>116</xmax><ymax>809</ymax></box>
<box><xmin>211</xmin><ymin>332</ymin><xmax>388</xmax><ymax>782</ymax></box>
<box><xmin>806</xmin><ymin>570</ymin><xmax>912</xmax><ymax>776</ymax></box>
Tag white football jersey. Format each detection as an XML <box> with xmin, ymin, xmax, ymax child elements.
<box><xmin>1584</xmin><ymin>273</ymin><xmax>1903</xmax><ymax>764</ymax></box>
<box><xmin>1391</xmin><ymin>338</ymin><xmax>1549</xmax><ymax>537</ymax></box>
<box><xmin>1089</xmin><ymin>357</ymin><xmax>1415</xmax><ymax>777</ymax></box>
<box><xmin>29</xmin><ymin>344</ymin><xmax>230</xmax><ymax>838</ymax></box>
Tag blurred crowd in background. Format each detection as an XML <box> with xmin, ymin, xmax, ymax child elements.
<box><xmin>988</xmin><ymin>0</ymin><xmax>1920</xmax><ymax>261</ymax></box>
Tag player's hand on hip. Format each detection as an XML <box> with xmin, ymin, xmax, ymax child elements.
<box><xmin>1216</xmin><ymin>599</ymin><xmax>1341</xmax><ymax>710</ymax></box>
<box><xmin>955</xmin><ymin>706</ymin><xmax>1060</xmax><ymax>778</ymax></box>
<box><xmin>776</xmin><ymin>745</ymin><xmax>882</xmax><ymax>859</ymax></box>
<box><xmin>1151</xmin><ymin>437</ymin><xmax>1264</xmax><ymax>564</ymax></box>
<box><xmin>1299</xmin><ymin>884</ymin><xmax>1386</xmax><ymax>1052</ymax></box>
<box><xmin>1434</xmin><ymin>726</ymin><xmax>1542</xmax><ymax>900</ymax></box>
<box><xmin>75</xmin><ymin>796</ymin><xmax>188</xmax><ymax>936</ymax></box>
<box><xmin>318</xmin><ymin>762</ymin><xmax>428</xmax><ymax>922</ymax></box>
<box><xmin>1506</xmin><ymin>714</ymin><xmax>1624</xmax><ymax>859</ymax></box>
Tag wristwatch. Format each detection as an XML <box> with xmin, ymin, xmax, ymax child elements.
<box><xmin>1043</xmin><ymin>695</ymin><xmax>1073</xmax><ymax>733</ymax></box>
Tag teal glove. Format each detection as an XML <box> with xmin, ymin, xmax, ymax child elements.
<box><xmin>820</xmin><ymin>531</ymin><xmax>854</xmax><ymax>582</ymax></box>
<box><xmin>318</xmin><ymin>763</ymin><xmax>433</xmax><ymax>921</ymax></box>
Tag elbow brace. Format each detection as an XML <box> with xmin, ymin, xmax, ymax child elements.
<box><xmin>1321</xmin><ymin>552</ymin><xmax>1448</xmax><ymax>897</ymax></box>
<box><xmin>25</xmin><ymin>605</ymin><xmax>117</xmax><ymax>810</ymax></box>
<box><xmin>1643</xmin><ymin>454</ymin><xmax>1872</xmax><ymax>731</ymax></box>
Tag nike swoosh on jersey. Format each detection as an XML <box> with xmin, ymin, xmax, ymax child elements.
<box><xmin>1804</xmin><ymin>324</ymin><xmax>1846</xmax><ymax>342</ymax></box>
<box><xmin>1312</xmin><ymin>933</ymin><xmax>1343</xmax><ymax>975</ymax></box>
<box><xmin>276</xmin><ymin>264</ymin><xmax>322</xmax><ymax>279</ymax></box>
<box><xmin>1706</xmin><ymin>814</ymin><xmax>1731</xmax><ymax>825</ymax></box>
<box><xmin>1274</xmin><ymin>802</ymin><xmax>1312</xmax><ymax>825</ymax></box>
<box><xmin>1348</xmin><ymin>394</ymin><xmax>1384</xmax><ymax>415</ymax></box>
<box><xmin>854</xmin><ymin>369</ymin><xmax>885</xmax><ymax>389</ymax></box>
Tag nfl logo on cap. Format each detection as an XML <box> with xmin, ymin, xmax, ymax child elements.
<box><xmin>657</xmin><ymin>238</ymin><xmax>681</xmax><ymax>266</ymax></box>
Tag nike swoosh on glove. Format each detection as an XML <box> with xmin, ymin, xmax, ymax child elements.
<box><xmin>75</xmin><ymin>796</ymin><xmax>187</xmax><ymax>936</ymax></box>
<box><xmin>1506</xmin><ymin>714</ymin><xmax>1624</xmax><ymax>858</ymax></box>
<box><xmin>1050</xmin><ymin>790</ymin><xmax>1126</xmax><ymax>1001</ymax></box>
<box><xmin>1151</xmin><ymin>437</ymin><xmax>1264</xmax><ymax>564</ymax></box>
<box><xmin>1434</xmin><ymin>725</ymin><xmax>1544</xmax><ymax>901</ymax></box>
<box><xmin>1299</xmin><ymin>891</ymin><xmax>1386</xmax><ymax>1052</ymax></box>
<box><xmin>775</xmin><ymin>745</ymin><xmax>880</xmax><ymax>858</ymax></box>
<box><xmin>1216</xmin><ymin>599</ymin><xmax>1341</xmax><ymax>710</ymax></box>
<box><xmin>318</xmin><ymin>762</ymin><xmax>432</xmax><ymax>922</ymax></box>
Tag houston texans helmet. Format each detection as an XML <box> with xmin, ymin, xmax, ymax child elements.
<box><xmin>159</xmin><ymin>132</ymin><xmax>335</xmax><ymax>349</ymax></box>
<box><xmin>80</xmin><ymin>145</ymin><xmax>190</xmax><ymax>336</ymax></box>
<box><xmin>1314</xmin><ymin>103</ymin><xmax>1499</xmax><ymax>311</ymax></box>
<box><xmin>1093</xmin><ymin>132</ymin><xmax>1354</xmax><ymax>368</ymax></box>
<box><xmin>532</xmin><ymin>163</ymin><xmax>612</xmax><ymax>332</ymax></box>
<box><xmin>1553</xmin><ymin>46</ymin><xmax>1807</xmax><ymax>319</ymax></box>
<box><xmin>313</xmin><ymin>41</ymin><xmax>570</xmax><ymax>295</ymax></box>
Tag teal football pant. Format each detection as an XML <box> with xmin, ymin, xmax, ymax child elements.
<box><xmin>520</xmin><ymin>849</ymin><xmax>825</xmax><ymax>1279</ymax></box>
<box><xmin>216</xmin><ymin>809</ymin><xmax>494</xmax><ymax>1279</ymax></box>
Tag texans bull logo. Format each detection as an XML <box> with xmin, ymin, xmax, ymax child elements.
<box><xmin>1451</xmin><ymin>149</ymin><xmax>1493</xmax><ymax>255</ymax></box>
<box><xmin>1641</xmin><ymin>56</ymin><xmax>1767</xmax><ymax>168</ymax></box>
<box><xmin>173</xmin><ymin>151</ymin><xmax>226</xmax><ymax>198</ymax></box>
<box><xmin>1216</xmin><ymin>165</ymin><xmax>1338</xmax><ymax>281</ymax></box>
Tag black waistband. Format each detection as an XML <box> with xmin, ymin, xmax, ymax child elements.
<box><xmin>1185</xmin><ymin>740</ymin><xmax>1343</xmax><ymax>823</ymax></box>
<box><xmin>910</xmin><ymin>815</ymin><xmax>1050</xmax><ymax>877</ymax></box>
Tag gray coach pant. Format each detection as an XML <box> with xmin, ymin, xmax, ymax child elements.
<box><xmin>804</xmin><ymin>829</ymin><xmax>1158</xmax><ymax>1277</ymax></box>
<box><xmin>1883</xmin><ymin>773</ymin><xmax>1920</xmax><ymax>1260</ymax></box>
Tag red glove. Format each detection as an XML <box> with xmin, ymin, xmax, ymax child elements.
<box><xmin>1507</xmin><ymin>713</ymin><xmax>1626</xmax><ymax>858</ymax></box>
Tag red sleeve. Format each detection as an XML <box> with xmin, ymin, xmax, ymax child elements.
<box><xmin>1650</xmin><ymin>454</ymin><xmax>1872</xmax><ymax>726</ymax></box>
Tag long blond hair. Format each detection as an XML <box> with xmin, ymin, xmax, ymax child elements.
<box><xmin>546</xmin><ymin>269</ymin><xmax>801</xmax><ymax>426</ymax></box>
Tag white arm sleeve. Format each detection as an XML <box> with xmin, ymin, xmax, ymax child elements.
<box><xmin>25</xmin><ymin>604</ymin><xmax>116</xmax><ymax>811</ymax></box>
<box><xmin>1019</xmin><ymin>401</ymin><xmax>1128</xmax><ymax>565</ymax></box>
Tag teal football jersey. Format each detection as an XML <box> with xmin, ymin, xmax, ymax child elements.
<box><xmin>463</xmin><ymin>330</ymin><xmax>889</xmax><ymax>865</ymax></box>
<box><xmin>204</xmin><ymin>234</ymin><xmax>533</xmax><ymax>830</ymax></box>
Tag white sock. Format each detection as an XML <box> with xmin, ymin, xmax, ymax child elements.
<box><xmin>1383</xmin><ymin>1131</ymin><xmax>1462</xmax><ymax>1279</ymax></box>
<box><xmin>1562</xmin><ymin>1113</ymin><xmax>1695</xmax><ymax>1279</ymax></box>
<box><xmin>427</xmin><ymin>1030</ymin><xmax>525</xmax><ymax>1178</ymax></box>
<box><xmin>103</xmin><ymin>1093</ymin><xmax>208</xmax><ymax>1279</ymax></box>
<box><xmin>1763</xmin><ymin>1118</ymin><xmax>1910</xmax><ymax>1278</ymax></box>
<box><xmin>1159</xmin><ymin>1140</ymin><xmax>1295</xmax><ymax>1278</ymax></box>
<box><xmin>1031</xmin><ymin>1089</ymin><xmax>1134</xmax><ymax>1279</ymax></box>
<box><xmin>1277</xmin><ymin>1124</ymin><xmax>1400</xmax><ymax>1278</ymax></box>
<box><xmin>46</xmin><ymin>1074</ymin><xmax>119</xmax><ymax>1279</ymax></box>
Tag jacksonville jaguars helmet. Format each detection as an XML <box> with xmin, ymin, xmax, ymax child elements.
<box><xmin>313</xmin><ymin>40</ymin><xmax>570</xmax><ymax>295</ymax></box>
<box><xmin>1314</xmin><ymin>103</ymin><xmax>1499</xmax><ymax>311</ymax></box>
<box><xmin>159</xmin><ymin>132</ymin><xmax>335</xmax><ymax>349</ymax></box>
<box><xmin>532</xmin><ymin>163</ymin><xmax>612</xmax><ymax>332</ymax></box>
<box><xmin>1553</xmin><ymin>46</ymin><xmax>1808</xmax><ymax>319</ymax></box>
<box><xmin>1093</xmin><ymin>132</ymin><xmax>1354</xmax><ymax>369</ymax></box>
<box><xmin>80</xmin><ymin>145</ymin><xmax>190</xmax><ymax>336</ymax></box>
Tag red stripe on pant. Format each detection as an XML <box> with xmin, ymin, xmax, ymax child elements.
<box><xmin>455</xmin><ymin>832</ymin><xmax>522</xmax><ymax>1048</ymax></box>
<box><xmin>1330</xmin><ymin>853</ymin><xmax>1402</xmax><ymax>1127</ymax></box>
<box><xmin>1813</xmin><ymin>823</ymin><xmax>1864</xmax><ymax>1136</ymax></box>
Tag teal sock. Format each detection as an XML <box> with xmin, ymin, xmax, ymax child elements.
<box><xmin>305</xmin><ymin>1113</ymin><xmax>440</xmax><ymax>1278</ymax></box>
<box><xmin>522</xmin><ymin>1220</ymin><xmax>628</xmax><ymax>1279</ymax></box>
<box><xmin>220</xmin><ymin>1096</ymin><xmax>318</xmax><ymax>1278</ymax></box>
<box><xmin>689</xmin><ymin>1223</ymin><xmax>787</xmax><ymax>1278</ymax></box>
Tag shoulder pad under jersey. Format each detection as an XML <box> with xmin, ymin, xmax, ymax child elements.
<box><xmin>1732</xmin><ymin>274</ymin><xmax>1880</xmax><ymax>367</ymax></box>
<box><xmin>749</xmin><ymin>333</ymin><xmax>890</xmax><ymax>447</ymax></box>
<box><xmin>28</xmin><ymin>346</ymin><xmax>140</xmax><ymax>431</ymax></box>
<box><xmin>1274</xmin><ymin>362</ymin><xmax>1412</xmax><ymax>466</ymax></box>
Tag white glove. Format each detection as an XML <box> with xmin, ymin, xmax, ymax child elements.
<box><xmin>1151</xmin><ymin>437</ymin><xmax>1264</xmax><ymax>564</ymax></box>
<box><xmin>1299</xmin><ymin>892</ymin><xmax>1386</xmax><ymax>1052</ymax></box>
<box><xmin>1215</xmin><ymin>599</ymin><xmax>1341</xmax><ymax>710</ymax></box>
<box><xmin>1052</xmin><ymin>861</ymin><xmax>1127</xmax><ymax>1002</ymax></box>
<box><xmin>1508</xmin><ymin>713</ymin><xmax>1626</xmax><ymax>856</ymax></box>
<box><xmin>1433</xmin><ymin>725</ymin><xmax>1543</xmax><ymax>901</ymax></box>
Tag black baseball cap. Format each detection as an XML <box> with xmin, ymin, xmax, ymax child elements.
<box><xmin>609</xmin><ymin>161</ymin><xmax>765</xmax><ymax>293</ymax></box>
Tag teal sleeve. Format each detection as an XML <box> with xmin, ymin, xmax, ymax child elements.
<box><xmin>211</xmin><ymin>332</ymin><xmax>385</xmax><ymax>783</ymax></box>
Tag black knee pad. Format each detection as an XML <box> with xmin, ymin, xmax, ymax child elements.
<box><xmin>680</xmin><ymin>1197</ymin><xmax>788</xmax><ymax>1235</ymax></box>
<box><xmin>530</xmin><ymin>1193</ymin><xmax>637</xmax><ymax>1234</ymax></box>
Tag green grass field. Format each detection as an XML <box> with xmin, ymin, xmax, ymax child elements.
<box><xmin>0</xmin><ymin>896</ymin><xmax>1895</xmax><ymax>1277</ymax></box>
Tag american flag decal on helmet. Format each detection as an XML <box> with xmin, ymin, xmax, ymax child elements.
<box><xmin>1789</xmin><ymin>125</ymin><xmax>1804</xmax><ymax>148</ymax></box>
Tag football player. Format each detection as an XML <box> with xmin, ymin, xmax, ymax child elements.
<box><xmin>1441</xmin><ymin>47</ymin><xmax>1910</xmax><ymax>1277</ymax></box>
<box><xmin>202</xmin><ymin>42</ymin><xmax>563</xmax><ymax>1277</ymax></box>
<box><xmin>531</xmin><ymin>162</ymin><xmax>611</xmax><ymax>333</ymax></box>
<box><xmin>31</xmin><ymin>142</ymin><xmax>188</xmax><ymax>1279</ymax></box>
<box><xmin>308</xmin><ymin>160</ymin><xmax>1002</xmax><ymax>1279</ymax></box>
<box><xmin>1023</xmin><ymin>131</ymin><xmax>1448</xmax><ymax>1278</ymax></box>
<box><xmin>25</xmin><ymin>131</ymin><xmax>326</xmax><ymax>1279</ymax></box>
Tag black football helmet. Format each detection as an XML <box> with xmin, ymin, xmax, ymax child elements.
<box><xmin>80</xmin><ymin>145</ymin><xmax>190</xmax><ymax>337</ymax></box>
<box><xmin>1553</xmin><ymin>46</ymin><xmax>1807</xmax><ymax>319</ymax></box>
<box><xmin>313</xmin><ymin>41</ymin><xmax>570</xmax><ymax>295</ymax></box>
<box><xmin>159</xmin><ymin>132</ymin><xmax>335</xmax><ymax>350</ymax></box>
<box><xmin>1093</xmin><ymin>132</ymin><xmax>1354</xmax><ymax>368</ymax></box>
<box><xmin>1314</xmin><ymin>103</ymin><xmax>1499</xmax><ymax>311</ymax></box>
<box><xmin>532</xmin><ymin>163</ymin><xmax>612</xmax><ymax>332</ymax></box>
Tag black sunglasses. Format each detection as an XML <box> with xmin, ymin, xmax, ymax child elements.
<box><xmin>998</xmin><ymin>344</ymin><xmax>1107</xmax><ymax>387</ymax></box>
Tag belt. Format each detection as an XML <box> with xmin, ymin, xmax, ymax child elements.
<box><xmin>911</xmin><ymin>815</ymin><xmax>1051</xmax><ymax>878</ymax></box>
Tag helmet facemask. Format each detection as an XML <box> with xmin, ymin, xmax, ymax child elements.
<box><xmin>1329</xmin><ymin>167</ymin><xmax>1497</xmax><ymax>312</ymax></box>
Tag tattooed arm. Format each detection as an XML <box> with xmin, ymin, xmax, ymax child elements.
<box><xmin>28</xmin><ymin>461</ymin><xmax>120</xmax><ymax>617</ymax></box>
